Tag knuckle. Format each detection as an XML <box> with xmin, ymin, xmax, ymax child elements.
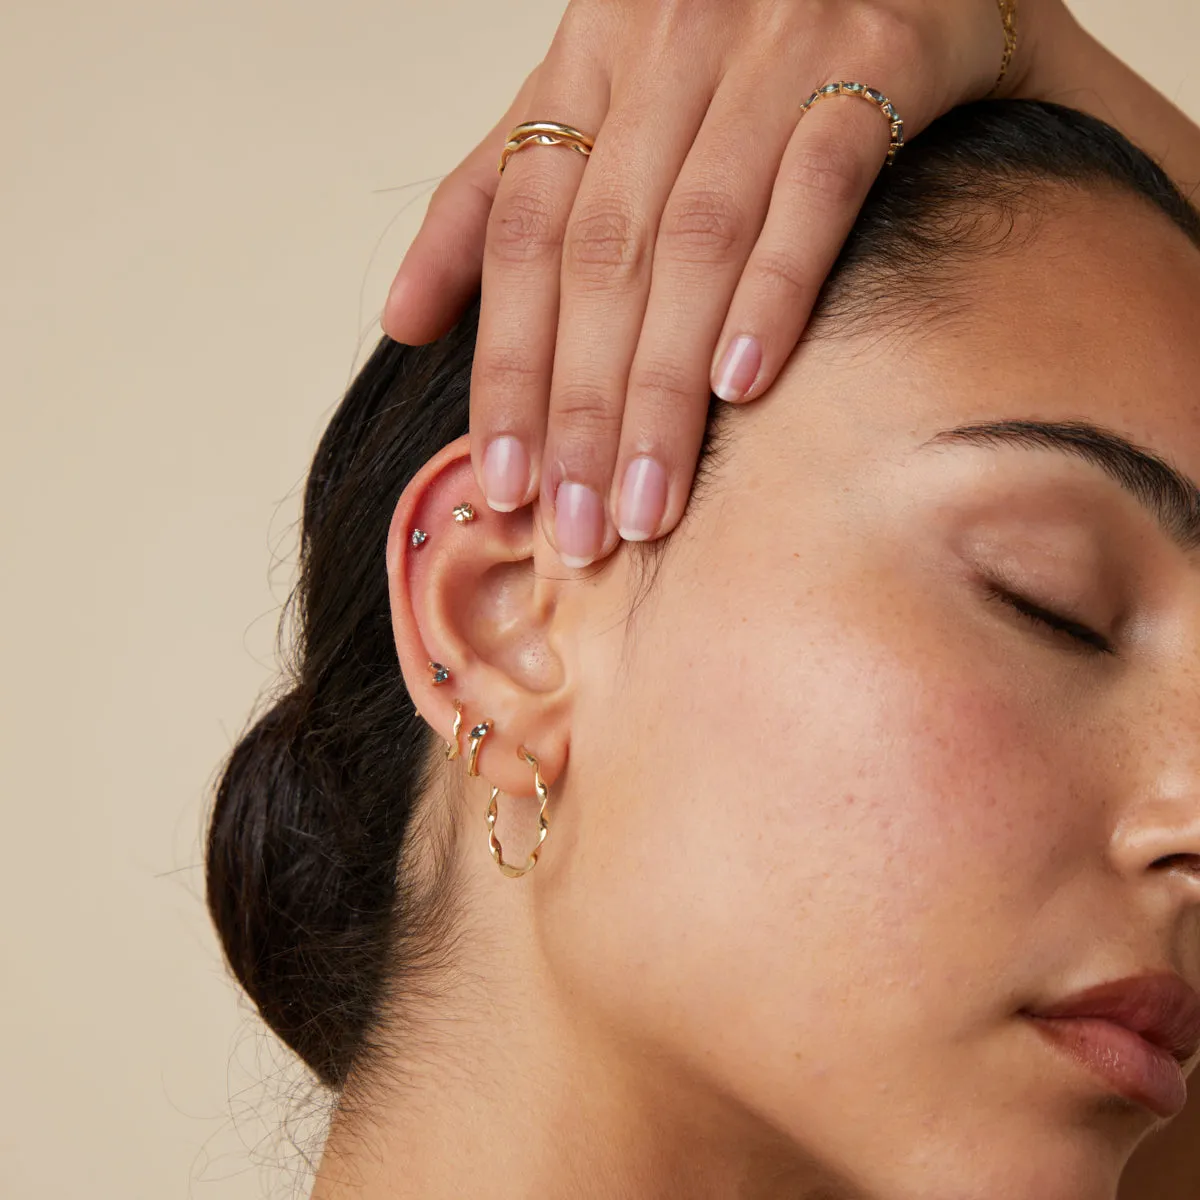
<box><xmin>657</xmin><ymin>187</ymin><xmax>744</xmax><ymax>263</ymax></box>
<box><xmin>563</xmin><ymin>200</ymin><xmax>648</xmax><ymax>286</ymax></box>
<box><xmin>783</xmin><ymin>138</ymin><xmax>869</xmax><ymax>207</ymax></box>
<box><xmin>551</xmin><ymin>383</ymin><xmax>624</xmax><ymax>441</ymax></box>
<box><xmin>749</xmin><ymin>247</ymin><xmax>810</xmax><ymax>303</ymax></box>
<box><xmin>627</xmin><ymin>358</ymin><xmax>696</xmax><ymax>410</ymax></box>
<box><xmin>487</xmin><ymin>187</ymin><xmax>560</xmax><ymax>265</ymax></box>
<box><xmin>473</xmin><ymin>344</ymin><xmax>541</xmax><ymax>396</ymax></box>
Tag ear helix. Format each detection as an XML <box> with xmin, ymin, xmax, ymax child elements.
<box><xmin>413</xmin><ymin>500</ymin><xmax>552</xmax><ymax>877</ymax></box>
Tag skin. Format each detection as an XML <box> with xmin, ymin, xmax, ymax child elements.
<box><xmin>313</xmin><ymin>185</ymin><xmax>1200</xmax><ymax>1199</ymax></box>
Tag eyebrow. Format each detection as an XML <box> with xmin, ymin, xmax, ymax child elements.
<box><xmin>917</xmin><ymin>419</ymin><xmax>1200</xmax><ymax>552</ymax></box>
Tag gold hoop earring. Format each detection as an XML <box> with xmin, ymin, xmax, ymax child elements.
<box><xmin>444</xmin><ymin>699</ymin><xmax>463</xmax><ymax>759</ymax></box>
<box><xmin>487</xmin><ymin>746</ymin><xmax>550</xmax><ymax>878</ymax></box>
<box><xmin>466</xmin><ymin>718</ymin><xmax>493</xmax><ymax>777</ymax></box>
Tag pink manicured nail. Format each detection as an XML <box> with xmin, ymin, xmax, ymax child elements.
<box><xmin>482</xmin><ymin>436</ymin><xmax>531</xmax><ymax>512</ymax></box>
<box><xmin>555</xmin><ymin>480</ymin><xmax>605</xmax><ymax>567</ymax></box>
<box><xmin>712</xmin><ymin>334</ymin><xmax>762</xmax><ymax>402</ymax></box>
<box><xmin>616</xmin><ymin>456</ymin><xmax>667</xmax><ymax>541</ymax></box>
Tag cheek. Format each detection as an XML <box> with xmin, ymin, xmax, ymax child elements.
<box><xmin>692</xmin><ymin>591</ymin><xmax>1061</xmax><ymax>992</ymax></box>
<box><xmin>546</xmin><ymin>557</ymin><xmax>1081</xmax><ymax>1075</ymax></box>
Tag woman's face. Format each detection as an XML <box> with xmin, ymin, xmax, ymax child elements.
<box><xmin>540</xmin><ymin>187</ymin><xmax>1200</xmax><ymax>1196</ymax></box>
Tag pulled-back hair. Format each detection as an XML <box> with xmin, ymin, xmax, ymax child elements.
<box><xmin>205</xmin><ymin>100</ymin><xmax>1200</xmax><ymax>1101</ymax></box>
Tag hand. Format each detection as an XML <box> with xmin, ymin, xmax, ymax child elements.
<box><xmin>382</xmin><ymin>0</ymin><xmax>1040</xmax><ymax>567</ymax></box>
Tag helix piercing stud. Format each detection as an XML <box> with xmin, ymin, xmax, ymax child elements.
<box><xmin>410</xmin><ymin>528</ymin><xmax>428</xmax><ymax>547</ymax></box>
<box><xmin>452</xmin><ymin>502</ymin><xmax>476</xmax><ymax>524</ymax></box>
<box><xmin>428</xmin><ymin>661</ymin><xmax>451</xmax><ymax>685</ymax></box>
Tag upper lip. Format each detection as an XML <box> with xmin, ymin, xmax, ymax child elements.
<box><xmin>1025</xmin><ymin>971</ymin><xmax>1200</xmax><ymax>1065</ymax></box>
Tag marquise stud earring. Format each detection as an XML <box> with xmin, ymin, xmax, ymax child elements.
<box><xmin>452</xmin><ymin>502</ymin><xmax>476</xmax><ymax>524</ymax></box>
<box><xmin>486</xmin><ymin>745</ymin><xmax>551</xmax><ymax>879</ymax></box>
<box><xmin>466</xmin><ymin>718</ymin><xmax>493</xmax><ymax>776</ymax></box>
<box><xmin>445</xmin><ymin>699</ymin><xmax>463</xmax><ymax>759</ymax></box>
<box><xmin>428</xmin><ymin>661</ymin><xmax>451</xmax><ymax>686</ymax></box>
<box><xmin>410</xmin><ymin>528</ymin><xmax>428</xmax><ymax>548</ymax></box>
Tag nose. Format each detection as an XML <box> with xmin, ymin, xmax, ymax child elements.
<box><xmin>1107</xmin><ymin>678</ymin><xmax>1200</xmax><ymax>902</ymax></box>
<box><xmin>1110</xmin><ymin>799</ymin><xmax>1200</xmax><ymax>890</ymax></box>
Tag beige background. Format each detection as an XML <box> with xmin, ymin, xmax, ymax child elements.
<box><xmin>1</xmin><ymin>2</ymin><xmax>1196</xmax><ymax>1196</ymax></box>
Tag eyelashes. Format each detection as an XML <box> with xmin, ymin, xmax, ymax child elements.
<box><xmin>984</xmin><ymin>582</ymin><xmax>1116</xmax><ymax>656</ymax></box>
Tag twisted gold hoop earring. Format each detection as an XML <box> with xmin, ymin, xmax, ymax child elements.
<box><xmin>445</xmin><ymin>699</ymin><xmax>464</xmax><ymax>759</ymax></box>
<box><xmin>487</xmin><ymin>746</ymin><xmax>550</xmax><ymax>878</ymax></box>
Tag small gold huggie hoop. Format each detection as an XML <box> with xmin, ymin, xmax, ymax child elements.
<box><xmin>445</xmin><ymin>699</ymin><xmax>463</xmax><ymax>759</ymax></box>
<box><xmin>487</xmin><ymin>746</ymin><xmax>550</xmax><ymax>878</ymax></box>
<box><xmin>466</xmin><ymin>718</ymin><xmax>493</xmax><ymax>776</ymax></box>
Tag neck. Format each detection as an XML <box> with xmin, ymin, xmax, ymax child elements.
<box><xmin>307</xmin><ymin>860</ymin><xmax>832</xmax><ymax>1199</ymax></box>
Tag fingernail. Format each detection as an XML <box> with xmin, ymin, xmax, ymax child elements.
<box><xmin>555</xmin><ymin>480</ymin><xmax>605</xmax><ymax>568</ymax></box>
<box><xmin>482</xmin><ymin>435</ymin><xmax>530</xmax><ymax>512</ymax></box>
<box><xmin>616</xmin><ymin>456</ymin><xmax>667</xmax><ymax>541</ymax></box>
<box><xmin>712</xmin><ymin>334</ymin><xmax>762</xmax><ymax>402</ymax></box>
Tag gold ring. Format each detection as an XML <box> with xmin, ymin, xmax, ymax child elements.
<box><xmin>798</xmin><ymin>82</ymin><xmax>905</xmax><ymax>166</ymax></box>
<box><xmin>498</xmin><ymin>121</ymin><xmax>596</xmax><ymax>176</ymax></box>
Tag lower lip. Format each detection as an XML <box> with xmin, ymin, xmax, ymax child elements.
<box><xmin>1025</xmin><ymin>1015</ymin><xmax>1188</xmax><ymax>1119</ymax></box>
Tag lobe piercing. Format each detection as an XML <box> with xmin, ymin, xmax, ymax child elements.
<box><xmin>410</xmin><ymin>528</ymin><xmax>428</xmax><ymax>547</ymax></box>
<box><xmin>428</xmin><ymin>661</ymin><xmax>451</xmax><ymax>685</ymax></box>
<box><xmin>467</xmin><ymin>718</ymin><xmax>493</xmax><ymax>777</ymax></box>
<box><xmin>452</xmin><ymin>502</ymin><xmax>476</xmax><ymax>524</ymax></box>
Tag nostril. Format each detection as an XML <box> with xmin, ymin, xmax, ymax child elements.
<box><xmin>1155</xmin><ymin>853</ymin><xmax>1200</xmax><ymax>880</ymax></box>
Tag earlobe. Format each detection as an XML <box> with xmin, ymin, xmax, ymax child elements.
<box><xmin>384</xmin><ymin>435</ymin><xmax>573</xmax><ymax>800</ymax></box>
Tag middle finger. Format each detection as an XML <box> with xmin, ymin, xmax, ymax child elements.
<box><xmin>539</xmin><ymin>66</ymin><xmax>714</xmax><ymax>567</ymax></box>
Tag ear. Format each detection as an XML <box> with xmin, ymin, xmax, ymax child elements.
<box><xmin>385</xmin><ymin>434</ymin><xmax>574</xmax><ymax>798</ymax></box>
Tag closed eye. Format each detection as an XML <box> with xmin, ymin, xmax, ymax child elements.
<box><xmin>985</xmin><ymin>584</ymin><xmax>1115</xmax><ymax>656</ymax></box>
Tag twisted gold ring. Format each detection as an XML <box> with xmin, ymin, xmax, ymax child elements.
<box><xmin>798</xmin><ymin>81</ymin><xmax>906</xmax><ymax>166</ymax></box>
<box><xmin>498</xmin><ymin>121</ymin><xmax>596</xmax><ymax>176</ymax></box>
